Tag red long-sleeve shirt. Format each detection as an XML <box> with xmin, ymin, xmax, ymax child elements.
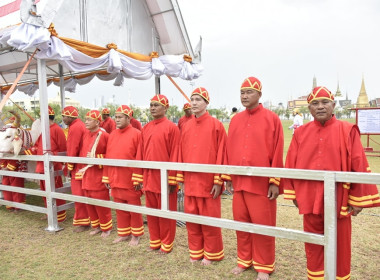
<box><xmin>133</xmin><ymin>117</ymin><xmax>180</xmax><ymax>193</ymax></box>
<box><xmin>100</xmin><ymin>117</ymin><xmax>116</xmax><ymax>134</ymax></box>
<box><xmin>177</xmin><ymin>112</ymin><xmax>227</xmax><ymax>197</ymax></box>
<box><xmin>284</xmin><ymin>116</ymin><xmax>380</xmax><ymax>217</ymax></box>
<box><xmin>66</xmin><ymin>118</ymin><xmax>86</xmax><ymax>173</ymax></box>
<box><xmin>130</xmin><ymin>118</ymin><xmax>142</xmax><ymax>131</ymax></box>
<box><xmin>77</xmin><ymin>128</ymin><xmax>109</xmax><ymax>191</ymax></box>
<box><xmin>223</xmin><ymin>104</ymin><xmax>284</xmax><ymax>196</ymax></box>
<box><xmin>177</xmin><ymin>115</ymin><xmax>194</xmax><ymax>131</ymax></box>
<box><xmin>102</xmin><ymin>125</ymin><xmax>141</xmax><ymax>189</ymax></box>
<box><xmin>35</xmin><ymin>123</ymin><xmax>67</xmax><ymax>173</ymax></box>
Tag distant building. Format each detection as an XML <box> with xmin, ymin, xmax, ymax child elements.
<box><xmin>369</xmin><ymin>98</ymin><xmax>380</xmax><ymax>107</ymax></box>
<box><xmin>7</xmin><ymin>92</ymin><xmax>80</xmax><ymax>111</ymax></box>
<box><xmin>334</xmin><ymin>82</ymin><xmax>352</xmax><ymax>109</ymax></box>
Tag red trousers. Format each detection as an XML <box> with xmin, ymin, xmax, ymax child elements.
<box><xmin>70</xmin><ymin>176</ymin><xmax>90</xmax><ymax>227</ymax></box>
<box><xmin>112</xmin><ymin>188</ymin><xmax>144</xmax><ymax>237</ymax></box>
<box><xmin>304</xmin><ymin>214</ymin><xmax>351</xmax><ymax>280</ymax></box>
<box><xmin>185</xmin><ymin>196</ymin><xmax>224</xmax><ymax>261</ymax></box>
<box><xmin>40</xmin><ymin>176</ymin><xmax>67</xmax><ymax>222</ymax></box>
<box><xmin>233</xmin><ymin>191</ymin><xmax>276</xmax><ymax>273</ymax></box>
<box><xmin>145</xmin><ymin>190</ymin><xmax>177</xmax><ymax>253</ymax></box>
<box><xmin>2</xmin><ymin>176</ymin><xmax>25</xmax><ymax>210</ymax></box>
<box><xmin>84</xmin><ymin>189</ymin><xmax>113</xmax><ymax>232</ymax></box>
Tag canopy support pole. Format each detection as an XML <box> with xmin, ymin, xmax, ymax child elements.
<box><xmin>37</xmin><ymin>58</ymin><xmax>62</xmax><ymax>232</ymax></box>
<box><xmin>155</xmin><ymin>76</ymin><xmax>161</xmax><ymax>94</ymax></box>
<box><xmin>59</xmin><ymin>65</ymin><xmax>65</xmax><ymax>109</ymax></box>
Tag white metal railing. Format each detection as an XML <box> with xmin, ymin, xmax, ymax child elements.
<box><xmin>0</xmin><ymin>154</ymin><xmax>379</xmax><ymax>280</ymax></box>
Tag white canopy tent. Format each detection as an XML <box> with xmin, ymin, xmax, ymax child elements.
<box><xmin>0</xmin><ymin>0</ymin><xmax>202</xmax><ymax>231</ymax></box>
<box><xmin>0</xmin><ymin>0</ymin><xmax>202</xmax><ymax>97</ymax></box>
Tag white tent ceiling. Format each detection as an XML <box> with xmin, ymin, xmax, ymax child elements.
<box><xmin>0</xmin><ymin>0</ymin><xmax>202</xmax><ymax>94</ymax></box>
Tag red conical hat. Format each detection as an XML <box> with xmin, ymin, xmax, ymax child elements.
<box><xmin>307</xmin><ymin>86</ymin><xmax>334</xmax><ymax>103</ymax></box>
<box><xmin>240</xmin><ymin>77</ymin><xmax>262</xmax><ymax>93</ymax></box>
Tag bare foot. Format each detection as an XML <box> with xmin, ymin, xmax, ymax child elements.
<box><xmin>129</xmin><ymin>236</ymin><xmax>140</xmax><ymax>246</ymax></box>
<box><xmin>201</xmin><ymin>258</ymin><xmax>212</xmax><ymax>266</ymax></box>
<box><xmin>73</xmin><ymin>226</ymin><xmax>90</xmax><ymax>233</ymax></box>
<box><xmin>256</xmin><ymin>272</ymin><xmax>269</xmax><ymax>280</ymax></box>
<box><xmin>101</xmin><ymin>230</ymin><xmax>112</xmax><ymax>238</ymax></box>
<box><xmin>190</xmin><ymin>258</ymin><xmax>200</xmax><ymax>264</ymax></box>
<box><xmin>147</xmin><ymin>247</ymin><xmax>157</xmax><ymax>252</ymax></box>
<box><xmin>231</xmin><ymin>266</ymin><xmax>246</xmax><ymax>275</ymax></box>
<box><xmin>113</xmin><ymin>235</ymin><xmax>131</xmax><ymax>244</ymax></box>
<box><xmin>89</xmin><ymin>228</ymin><xmax>102</xmax><ymax>236</ymax></box>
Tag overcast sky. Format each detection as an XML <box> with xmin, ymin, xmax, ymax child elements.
<box><xmin>12</xmin><ymin>0</ymin><xmax>380</xmax><ymax>110</ymax></box>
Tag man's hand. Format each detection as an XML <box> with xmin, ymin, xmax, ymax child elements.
<box><xmin>348</xmin><ymin>205</ymin><xmax>363</xmax><ymax>216</ymax></box>
<box><xmin>134</xmin><ymin>183</ymin><xmax>143</xmax><ymax>191</ymax></box>
<box><xmin>210</xmin><ymin>184</ymin><xmax>222</xmax><ymax>199</ymax></box>
<box><xmin>267</xmin><ymin>184</ymin><xmax>279</xmax><ymax>200</ymax></box>
<box><xmin>226</xmin><ymin>181</ymin><xmax>233</xmax><ymax>194</ymax></box>
<box><xmin>169</xmin><ymin>185</ymin><xmax>177</xmax><ymax>194</ymax></box>
<box><xmin>292</xmin><ymin>199</ymin><xmax>298</xmax><ymax>208</ymax></box>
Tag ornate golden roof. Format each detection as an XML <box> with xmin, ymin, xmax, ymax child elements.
<box><xmin>356</xmin><ymin>76</ymin><xmax>370</xmax><ymax>108</ymax></box>
<box><xmin>335</xmin><ymin>81</ymin><xmax>342</xmax><ymax>97</ymax></box>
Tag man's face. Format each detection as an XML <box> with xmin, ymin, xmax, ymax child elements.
<box><xmin>115</xmin><ymin>113</ymin><xmax>130</xmax><ymax>129</ymax></box>
<box><xmin>308</xmin><ymin>99</ymin><xmax>335</xmax><ymax>125</ymax></box>
<box><xmin>191</xmin><ymin>95</ymin><xmax>207</xmax><ymax>117</ymax></box>
<box><xmin>184</xmin><ymin>108</ymin><xmax>192</xmax><ymax>117</ymax></box>
<box><xmin>150</xmin><ymin>102</ymin><xmax>167</xmax><ymax>119</ymax></box>
<box><xmin>102</xmin><ymin>114</ymin><xmax>109</xmax><ymax>120</ymax></box>
<box><xmin>62</xmin><ymin>115</ymin><xmax>74</xmax><ymax>126</ymax></box>
<box><xmin>85</xmin><ymin>117</ymin><xmax>99</xmax><ymax>132</ymax></box>
<box><xmin>240</xmin><ymin>89</ymin><xmax>261</xmax><ymax>110</ymax></box>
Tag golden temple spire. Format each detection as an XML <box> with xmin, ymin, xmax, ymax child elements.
<box><xmin>356</xmin><ymin>75</ymin><xmax>370</xmax><ymax>108</ymax></box>
<box><xmin>335</xmin><ymin>81</ymin><xmax>342</xmax><ymax>97</ymax></box>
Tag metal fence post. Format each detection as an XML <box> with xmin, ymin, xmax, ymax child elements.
<box><xmin>324</xmin><ymin>172</ymin><xmax>337</xmax><ymax>280</ymax></box>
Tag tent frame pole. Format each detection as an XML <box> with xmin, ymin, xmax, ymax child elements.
<box><xmin>37</xmin><ymin>58</ymin><xmax>62</xmax><ymax>232</ymax></box>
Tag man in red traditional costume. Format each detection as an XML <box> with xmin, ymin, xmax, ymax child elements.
<box><xmin>32</xmin><ymin>106</ymin><xmax>67</xmax><ymax>222</ymax></box>
<box><xmin>62</xmin><ymin>106</ymin><xmax>90</xmax><ymax>232</ymax></box>
<box><xmin>177</xmin><ymin>102</ymin><xmax>193</xmax><ymax>131</ymax></box>
<box><xmin>223</xmin><ymin>77</ymin><xmax>284</xmax><ymax>280</ymax></box>
<box><xmin>102</xmin><ymin>105</ymin><xmax>144</xmax><ymax>245</ymax></box>
<box><xmin>133</xmin><ymin>94</ymin><xmax>180</xmax><ymax>254</ymax></box>
<box><xmin>130</xmin><ymin>110</ymin><xmax>142</xmax><ymax>131</ymax></box>
<box><xmin>76</xmin><ymin>110</ymin><xmax>112</xmax><ymax>238</ymax></box>
<box><xmin>284</xmin><ymin>86</ymin><xmax>380</xmax><ymax>280</ymax></box>
<box><xmin>177</xmin><ymin>87</ymin><xmax>227</xmax><ymax>265</ymax></box>
<box><xmin>0</xmin><ymin>159</ymin><xmax>26</xmax><ymax>212</ymax></box>
<box><xmin>100</xmin><ymin>108</ymin><xmax>116</xmax><ymax>133</ymax></box>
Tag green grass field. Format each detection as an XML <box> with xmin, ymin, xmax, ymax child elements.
<box><xmin>0</xmin><ymin>120</ymin><xmax>379</xmax><ymax>280</ymax></box>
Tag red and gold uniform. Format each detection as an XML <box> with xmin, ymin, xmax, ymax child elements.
<box><xmin>285</xmin><ymin>87</ymin><xmax>380</xmax><ymax>280</ymax></box>
<box><xmin>130</xmin><ymin>117</ymin><xmax>142</xmax><ymax>131</ymax></box>
<box><xmin>77</xmin><ymin>110</ymin><xmax>112</xmax><ymax>232</ymax></box>
<box><xmin>177</xmin><ymin>103</ymin><xmax>194</xmax><ymax>131</ymax></box>
<box><xmin>100</xmin><ymin>108</ymin><xmax>116</xmax><ymax>133</ymax></box>
<box><xmin>133</xmin><ymin>95</ymin><xmax>180</xmax><ymax>253</ymax></box>
<box><xmin>223</xmin><ymin>77</ymin><xmax>284</xmax><ymax>274</ymax></box>
<box><xmin>102</xmin><ymin>105</ymin><xmax>144</xmax><ymax>239</ymax></box>
<box><xmin>177</xmin><ymin>90</ymin><xmax>226</xmax><ymax>262</ymax></box>
<box><xmin>33</xmin><ymin>106</ymin><xmax>67</xmax><ymax>222</ymax></box>
<box><xmin>62</xmin><ymin>106</ymin><xmax>90</xmax><ymax>227</ymax></box>
<box><xmin>0</xmin><ymin>159</ymin><xmax>26</xmax><ymax>210</ymax></box>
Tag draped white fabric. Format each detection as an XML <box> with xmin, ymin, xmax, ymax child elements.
<box><xmin>1</xmin><ymin>23</ymin><xmax>203</xmax><ymax>83</ymax></box>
